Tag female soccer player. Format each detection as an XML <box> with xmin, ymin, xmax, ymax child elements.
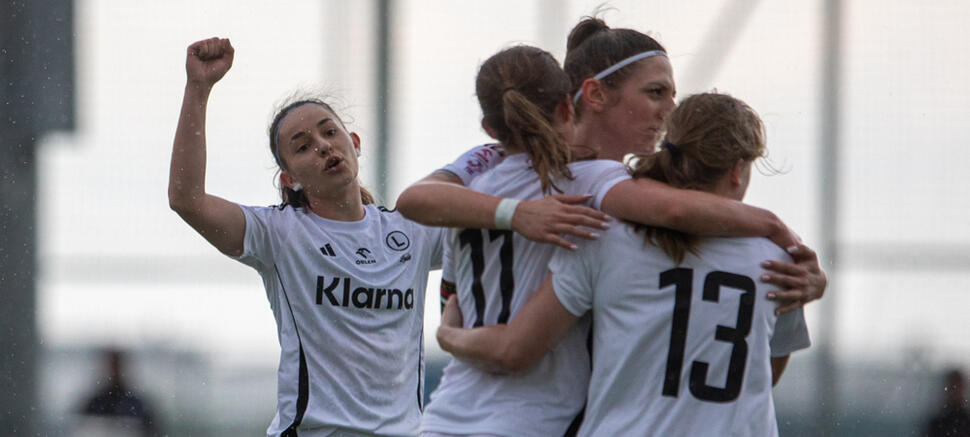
<box><xmin>399</xmin><ymin>18</ymin><xmax>825</xmax><ymax>312</ymax></box>
<box><xmin>169</xmin><ymin>37</ymin><xmax>447</xmax><ymax>437</ymax></box>
<box><xmin>437</xmin><ymin>92</ymin><xmax>811</xmax><ymax>436</ymax></box>
<box><xmin>562</xmin><ymin>18</ymin><xmax>823</xmax><ymax>309</ymax></box>
<box><xmin>169</xmin><ymin>38</ymin><xmax>605</xmax><ymax>437</ymax></box>
<box><xmin>407</xmin><ymin>40</ymin><xmax>810</xmax><ymax>435</ymax></box>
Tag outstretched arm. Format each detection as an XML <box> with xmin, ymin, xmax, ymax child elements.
<box><xmin>600</xmin><ymin>178</ymin><xmax>799</xmax><ymax>249</ymax></box>
<box><xmin>168</xmin><ymin>37</ymin><xmax>246</xmax><ymax>257</ymax></box>
<box><xmin>397</xmin><ymin>173</ymin><xmax>610</xmax><ymax>250</ymax></box>
<box><xmin>436</xmin><ymin>275</ymin><xmax>579</xmax><ymax>373</ymax></box>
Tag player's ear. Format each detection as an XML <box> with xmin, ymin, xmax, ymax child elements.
<box><xmin>557</xmin><ymin>97</ymin><xmax>574</xmax><ymax>124</ymax></box>
<box><xmin>729</xmin><ymin>158</ymin><xmax>746</xmax><ymax>186</ymax></box>
<box><xmin>578</xmin><ymin>78</ymin><xmax>608</xmax><ymax>113</ymax></box>
<box><xmin>280</xmin><ymin>172</ymin><xmax>298</xmax><ymax>190</ymax></box>
<box><xmin>350</xmin><ymin>132</ymin><xmax>362</xmax><ymax>157</ymax></box>
<box><xmin>481</xmin><ymin>119</ymin><xmax>499</xmax><ymax>140</ymax></box>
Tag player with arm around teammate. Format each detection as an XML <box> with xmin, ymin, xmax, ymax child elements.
<box><xmin>398</xmin><ymin>17</ymin><xmax>826</xmax><ymax>313</ymax></box>
<box><xmin>437</xmin><ymin>92</ymin><xmax>811</xmax><ymax>437</ymax></box>
<box><xmin>169</xmin><ymin>37</ymin><xmax>442</xmax><ymax>437</ymax></box>
<box><xmin>415</xmin><ymin>39</ymin><xmax>804</xmax><ymax>436</ymax></box>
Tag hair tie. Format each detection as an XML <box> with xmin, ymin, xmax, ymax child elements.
<box><xmin>663</xmin><ymin>141</ymin><xmax>680</xmax><ymax>155</ymax></box>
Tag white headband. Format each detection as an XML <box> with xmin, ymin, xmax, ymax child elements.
<box><xmin>572</xmin><ymin>50</ymin><xmax>668</xmax><ymax>104</ymax></box>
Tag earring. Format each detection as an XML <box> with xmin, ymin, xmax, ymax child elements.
<box><xmin>355</xmin><ymin>149</ymin><xmax>361</xmax><ymax>157</ymax></box>
<box><xmin>292</xmin><ymin>182</ymin><xmax>303</xmax><ymax>192</ymax></box>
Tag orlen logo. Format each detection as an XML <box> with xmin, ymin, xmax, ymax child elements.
<box><xmin>316</xmin><ymin>276</ymin><xmax>414</xmax><ymax>310</ymax></box>
<box><xmin>355</xmin><ymin>248</ymin><xmax>376</xmax><ymax>265</ymax></box>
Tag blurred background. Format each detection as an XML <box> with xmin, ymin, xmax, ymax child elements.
<box><xmin>2</xmin><ymin>0</ymin><xmax>968</xmax><ymax>435</ymax></box>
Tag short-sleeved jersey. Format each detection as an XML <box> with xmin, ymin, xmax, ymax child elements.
<box><xmin>421</xmin><ymin>154</ymin><xmax>630</xmax><ymax>437</ymax></box>
<box><xmin>551</xmin><ymin>222</ymin><xmax>811</xmax><ymax>437</ymax></box>
<box><xmin>438</xmin><ymin>143</ymin><xmax>506</xmax><ymax>185</ymax></box>
<box><xmin>234</xmin><ymin>203</ymin><xmax>443</xmax><ymax>437</ymax></box>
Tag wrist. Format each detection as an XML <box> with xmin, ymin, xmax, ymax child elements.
<box><xmin>494</xmin><ymin>198</ymin><xmax>520</xmax><ymax>230</ymax></box>
<box><xmin>184</xmin><ymin>81</ymin><xmax>214</xmax><ymax>97</ymax></box>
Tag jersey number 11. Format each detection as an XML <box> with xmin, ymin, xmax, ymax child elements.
<box><xmin>458</xmin><ymin>229</ymin><xmax>515</xmax><ymax>327</ymax></box>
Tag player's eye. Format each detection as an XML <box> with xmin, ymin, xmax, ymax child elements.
<box><xmin>325</xmin><ymin>128</ymin><xmax>337</xmax><ymax>137</ymax></box>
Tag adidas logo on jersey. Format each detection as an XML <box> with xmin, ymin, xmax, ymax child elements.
<box><xmin>316</xmin><ymin>276</ymin><xmax>415</xmax><ymax>310</ymax></box>
<box><xmin>320</xmin><ymin>244</ymin><xmax>336</xmax><ymax>257</ymax></box>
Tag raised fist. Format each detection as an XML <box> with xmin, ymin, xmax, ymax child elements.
<box><xmin>185</xmin><ymin>37</ymin><xmax>234</xmax><ymax>87</ymax></box>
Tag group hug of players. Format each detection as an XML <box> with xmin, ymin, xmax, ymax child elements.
<box><xmin>169</xmin><ymin>15</ymin><xmax>826</xmax><ymax>437</ymax></box>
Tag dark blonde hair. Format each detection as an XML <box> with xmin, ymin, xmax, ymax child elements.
<box><xmin>268</xmin><ymin>98</ymin><xmax>374</xmax><ymax>208</ymax></box>
<box><xmin>476</xmin><ymin>45</ymin><xmax>573</xmax><ymax>194</ymax></box>
<box><xmin>631</xmin><ymin>92</ymin><xmax>766</xmax><ymax>263</ymax></box>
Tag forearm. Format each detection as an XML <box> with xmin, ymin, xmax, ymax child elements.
<box><xmin>603</xmin><ymin>178</ymin><xmax>788</xmax><ymax>241</ymax></box>
<box><xmin>436</xmin><ymin>324</ymin><xmax>514</xmax><ymax>373</ymax></box>
<box><xmin>169</xmin><ymin>83</ymin><xmax>213</xmax><ymax>214</ymax></box>
<box><xmin>397</xmin><ymin>181</ymin><xmax>502</xmax><ymax>228</ymax></box>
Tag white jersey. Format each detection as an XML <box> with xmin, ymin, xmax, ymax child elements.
<box><xmin>550</xmin><ymin>223</ymin><xmax>811</xmax><ymax>437</ymax></box>
<box><xmin>422</xmin><ymin>154</ymin><xmax>630</xmax><ymax>437</ymax></box>
<box><xmin>438</xmin><ymin>143</ymin><xmax>505</xmax><ymax>185</ymax></box>
<box><xmin>234</xmin><ymin>203</ymin><xmax>443</xmax><ymax>437</ymax></box>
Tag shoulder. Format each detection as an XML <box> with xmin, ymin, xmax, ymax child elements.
<box><xmin>238</xmin><ymin>202</ymin><xmax>306</xmax><ymax>223</ymax></box>
<box><xmin>567</xmin><ymin>158</ymin><xmax>628</xmax><ymax>174</ymax></box>
<box><xmin>575</xmin><ymin>222</ymin><xmax>642</xmax><ymax>257</ymax></box>
<box><xmin>370</xmin><ymin>204</ymin><xmax>440</xmax><ymax>240</ymax></box>
<box><xmin>704</xmin><ymin>237</ymin><xmax>793</xmax><ymax>264</ymax></box>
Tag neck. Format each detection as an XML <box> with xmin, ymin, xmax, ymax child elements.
<box><xmin>573</xmin><ymin>118</ymin><xmax>626</xmax><ymax>162</ymax></box>
<box><xmin>306</xmin><ymin>187</ymin><xmax>367</xmax><ymax>221</ymax></box>
<box><xmin>711</xmin><ymin>177</ymin><xmax>743</xmax><ymax>201</ymax></box>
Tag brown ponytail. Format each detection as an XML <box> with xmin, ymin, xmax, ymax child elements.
<box><xmin>476</xmin><ymin>46</ymin><xmax>573</xmax><ymax>194</ymax></box>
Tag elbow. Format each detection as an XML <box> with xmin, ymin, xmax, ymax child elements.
<box><xmin>498</xmin><ymin>355</ymin><xmax>531</xmax><ymax>374</ymax></box>
<box><xmin>495</xmin><ymin>341</ymin><xmax>536</xmax><ymax>373</ymax></box>
<box><xmin>168</xmin><ymin>191</ymin><xmax>188</xmax><ymax>214</ymax></box>
<box><xmin>168</xmin><ymin>193</ymin><xmax>190</xmax><ymax>215</ymax></box>
<box><xmin>168</xmin><ymin>188</ymin><xmax>200</xmax><ymax>218</ymax></box>
<box><xmin>396</xmin><ymin>185</ymin><xmax>440</xmax><ymax>225</ymax></box>
<box><xmin>394</xmin><ymin>187</ymin><xmax>422</xmax><ymax>218</ymax></box>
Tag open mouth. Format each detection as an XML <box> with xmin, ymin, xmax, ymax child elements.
<box><xmin>325</xmin><ymin>156</ymin><xmax>342</xmax><ymax>171</ymax></box>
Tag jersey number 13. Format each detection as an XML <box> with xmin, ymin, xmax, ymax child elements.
<box><xmin>659</xmin><ymin>267</ymin><xmax>756</xmax><ymax>403</ymax></box>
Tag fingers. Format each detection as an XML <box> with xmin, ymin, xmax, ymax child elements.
<box><xmin>562</xmin><ymin>204</ymin><xmax>610</xmax><ymax>227</ymax></box>
<box><xmin>761</xmin><ymin>260</ymin><xmax>806</xmax><ymax>276</ymax></box>
<box><xmin>787</xmin><ymin>243</ymin><xmax>819</xmax><ymax>263</ymax></box>
<box><xmin>544</xmin><ymin>234</ymin><xmax>578</xmax><ymax>251</ymax></box>
<box><xmin>441</xmin><ymin>296</ymin><xmax>462</xmax><ymax>327</ymax></box>
<box><xmin>551</xmin><ymin>225</ymin><xmax>598</xmax><ymax>242</ymax></box>
<box><xmin>766</xmin><ymin>290</ymin><xmax>806</xmax><ymax>315</ymax></box>
<box><xmin>773</xmin><ymin>300</ymin><xmax>804</xmax><ymax>315</ymax></box>
<box><xmin>760</xmin><ymin>271</ymin><xmax>807</xmax><ymax>290</ymax></box>
<box><xmin>221</xmin><ymin>38</ymin><xmax>235</xmax><ymax>56</ymax></box>
<box><xmin>766</xmin><ymin>289</ymin><xmax>805</xmax><ymax>303</ymax></box>
<box><xmin>189</xmin><ymin>37</ymin><xmax>232</xmax><ymax>60</ymax></box>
